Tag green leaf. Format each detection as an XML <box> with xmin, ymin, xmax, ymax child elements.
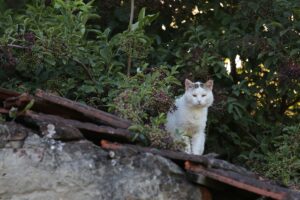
<box><xmin>269</xmin><ymin>21</ymin><xmax>284</xmax><ymax>29</ymax></box>
<box><xmin>128</xmin><ymin>124</ymin><xmax>144</xmax><ymax>132</ymax></box>
<box><xmin>247</xmin><ymin>2</ymin><xmax>259</xmax><ymax>12</ymax></box>
<box><xmin>228</xmin><ymin>103</ymin><xmax>233</xmax><ymax>113</ymax></box>
<box><xmin>131</xmin><ymin>8</ymin><xmax>159</xmax><ymax>31</ymax></box>
<box><xmin>267</xmin><ymin>38</ymin><xmax>276</xmax><ymax>48</ymax></box>
<box><xmin>138</xmin><ymin>7</ymin><xmax>146</xmax><ymax>21</ymax></box>
<box><xmin>289</xmin><ymin>48</ymin><xmax>299</xmax><ymax>56</ymax></box>
<box><xmin>79</xmin><ymin>85</ymin><xmax>96</xmax><ymax>94</ymax></box>
<box><xmin>22</xmin><ymin>99</ymin><xmax>35</xmax><ymax>113</ymax></box>
<box><xmin>279</xmin><ymin>29</ymin><xmax>289</xmax><ymax>37</ymax></box>
<box><xmin>131</xmin><ymin>22</ymin><xmax>140</xmax><ymax>31</ymax></box>
<box><xmin>257</xmin><ymin>52</ymin><xmax>265</xmax><ymax>59</ymax></box>
<box><xmin>100</xmin><ymin>48</ymin><xmax>112</xmax><ymax>63</ymax></box>
<box><xmin>264</xmin><ymin>57</ymin><xmax>273</xmax><ymax>68</ymax></box>
<box><xmin>44</xmin><ymin>57</ymin><xmax>56</xmax><ymax>66</ymax></box>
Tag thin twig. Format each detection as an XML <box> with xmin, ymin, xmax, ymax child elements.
<box><xmin>129</xmin><ymin>0</ymin><xmax>134</xmax><ymax>31</ymax></box>
<box><xmin>74</xmin><ymin>59</ymin><xmax>96</xmax><ymax>83</ymax></box>
<box><xmin>127</xmin><ymin>0</ymin><xmax>134</xmax><ymax>77</ymax></box>
<box><xmin>0</xmin><ymin>44</ymin><xmax>30</xmax><ymax>49</ymax></box>
<box><xmin>127</xmin><ymin>52</ymin><xmax>132</xmax><ymax>77</ymax></box>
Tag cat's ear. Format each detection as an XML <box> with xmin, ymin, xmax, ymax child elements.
<box><xmin>185</xmin><ymin>79</ymin><xmax>193</xmax><ymax>90</ymax></box>
<box><xmin>204</xmin><ymin>80</ymin><xmax>214</xmax><ymax>90</ymax></box>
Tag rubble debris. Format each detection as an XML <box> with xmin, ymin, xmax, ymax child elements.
<box><xmin>0</xmin><ymin>88</ymin><xmax>20</xmax><ymax>101</ymax></box>
<box><xmin>0</xmin><ymin>121</ymin><xmax>28</xmax><ymax>148</ymax></box>
<box><xmin>44</xmin><ymin>124</ymin><xmax>56</xmax><ymax>138</ymax></box>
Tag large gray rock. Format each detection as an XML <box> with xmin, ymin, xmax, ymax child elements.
<box><xmin>0</xmin><ymin>122</ymin><xmax>202</xmax><ymax>200</ymax></box>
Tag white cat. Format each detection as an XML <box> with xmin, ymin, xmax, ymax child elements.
<box><xmin>166</xmin><ymin>79</ymin><xmax>214</xmax><ymax>155</ymax></box>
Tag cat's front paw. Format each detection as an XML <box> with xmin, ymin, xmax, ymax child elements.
<box><xmin>184</xmin><ymin>144</ymin><xmax>192</xmax><ymax>154</ymax></box>
<box><xmin>182</xmin><ymin>136</ymin><xmax>192</xmax><ymax>154</ymax></box>
<box><xmin>191</xmin><ymin>147</ymin><xmax>204</xmax><ymax>156</ymax></box>
<box><xmin>184</xmin><ymin>148</ymin><xmax>192</xmax><ymax>154</ymax></box>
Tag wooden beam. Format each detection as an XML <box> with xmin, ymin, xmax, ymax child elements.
<box><xmin>3</xmin><ymin>93</ymin><xmax>31</xmax><ymax>109</ymax></box>
<box><xmin>185</xmin><ymin>161</ymin><xmax>298</xmax><ymax>200</ymax></box>
<box><xmin>199</xmin><ymin>186</ymin><xmax>212</xmax><ymax>200</ymax></box>
<box><xmin>35</xmin><ymin>89</ymin><xmax>131</xmax><ymax>129</ymax></box>
<box><xmin>0</xmin><ymin>87</ymin><xmax>20</xmax><ymax>101</ymax></box>
<box><xmin>1</xmin><ymin>89</ymin><xmax>132</xmax><ymax>129</ymax></box>
<box><xmin>100</xmin><ymin>140</ymin><xmax>254</xmax><ymax>176</ymax></box>
<box><xmin>24</xmin><ymin>111</ymin><xmax>135</xmax><ymax>140</ymax></box>
<box><xmin>0</xmin><ymin>108</ymin><xmax>136</xmax><ymax>142</ymax></box>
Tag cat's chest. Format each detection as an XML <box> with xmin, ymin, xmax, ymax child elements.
<box><xmin>180</xmin><ymin>115</ymin><xmax>202</xmax><ymax>135</ymax></box>
<box><xmin>183</xmin><ymin>113</ymin><xmax>201</xmax><ymax>125</ymax></box>
<box><xmin>171</xmin><ymin>98</ymin><xmax>207</xmax><ymax>129</ymax></box>
<box><xmin>179</xmin><ymin>110</ymin><xmax>203</xmax><ymax>127</ymax></box>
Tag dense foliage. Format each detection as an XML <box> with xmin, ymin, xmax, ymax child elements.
<box><xmin>0</xmin><ymin>0</ymin><xmax>299</xmax><ymax>187</ymax></box>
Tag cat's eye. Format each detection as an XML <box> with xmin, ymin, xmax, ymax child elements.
<box><xmin>192</xmin><ymin>94</ymin><xmax>197</xmax><ymax>97</ymax></box>
<box><xmin>202</xmin><ymin>94</ymin><xmax>206</xmax><ymax>97</ymax></box>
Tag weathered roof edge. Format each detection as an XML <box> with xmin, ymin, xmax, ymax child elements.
<box><xmin>1</xmin><ymin>87</ymin><xmax>299</xmax><ymax>200</ymax></box>
<box><xmin>101</xmin><ymin>140</ymin><xmax>300</xmax><ymax>200</ymax></box>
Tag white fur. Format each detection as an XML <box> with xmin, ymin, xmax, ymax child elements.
<box><xmin>165</xmin><ymin>79</ymin><xmax>213</xmax><ymax>155</ymax></box>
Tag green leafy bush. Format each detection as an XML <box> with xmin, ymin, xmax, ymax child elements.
<box><xmin>252</xmin><ymin>125</ymin><xmax>300</xmax><ymax>186</ymax></box>
<box><xmin>108</xmin><ymin>66</ymin><xmax>185</xmax><ymax>150</ymax></box>
<box><xmin>0</xmin><ymin>1</ymin><xmax>158</xmax><ymax>106</ymax></box>
<box><xmin>0</xmin><ymin>0</ymin><xmax>104</xmax><ymax>101</ymax></box>
<box><xmin>162</xmin><ymin>0</ymin><xmax>300</xmax><ymax>186</ymax></box>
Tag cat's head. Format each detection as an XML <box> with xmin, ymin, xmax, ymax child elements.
<box><xmin>184</xmin><ymin>79</ymin><xmax>214</xmax><ymax>108</ymax></box>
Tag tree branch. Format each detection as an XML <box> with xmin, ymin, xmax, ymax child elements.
<box><xmin>127</xmin><ymin>0</ymin><xmax>134</xmax><ymax>77</ymax></box>
<box><xmin>129</xmin><ymin>0</ymin><xmax>134</xmax><ymax>31</ymax></box>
